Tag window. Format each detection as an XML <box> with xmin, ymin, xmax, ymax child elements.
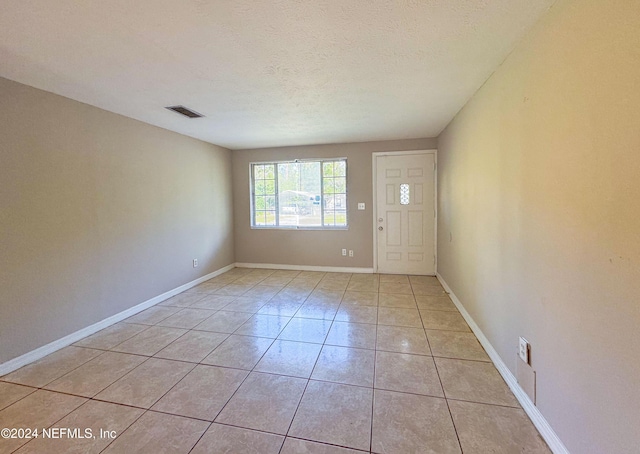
<box><xmin>251</xmin><ymin>158</ymin><xmax>347</xmax><ymax>229</ymax></box>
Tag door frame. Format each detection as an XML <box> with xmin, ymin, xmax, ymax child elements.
<box><xmin>372</xmin><ymin>149</ymin><xmax>438</xmax><ymax>275</ymax></box>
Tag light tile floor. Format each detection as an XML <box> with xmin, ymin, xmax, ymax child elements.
<box><xmin>0</xmin><ymin>268</ymin><xmax>551</xmax><ymax>453</ymax></box>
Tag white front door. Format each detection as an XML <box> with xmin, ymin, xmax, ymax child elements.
<box><xmin>374</xmin><ymin>152</ymin><xmax>436</xmax><ymax>275</ymax></box>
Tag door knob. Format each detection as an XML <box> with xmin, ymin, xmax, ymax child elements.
<box><xmin>378</xmin><ymin>226</ymin><xmax>384</xmax><ymax>231</ymax></box>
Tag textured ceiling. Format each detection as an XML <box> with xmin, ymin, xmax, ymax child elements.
<box><xmin>0</xmin><ymin>0</ymin><xmax>555</xmax><ymax>149</ymax></box>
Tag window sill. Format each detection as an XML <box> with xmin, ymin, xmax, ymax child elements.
<box><xmin>250</xmin><ymin>226</ymin><xmax>348</xmax><ymax>231</ymax></box>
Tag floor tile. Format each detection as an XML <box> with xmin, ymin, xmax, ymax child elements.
<box><xmin>297</xmin><ymin>271</ymin><xmax>326</xmax><ymax>280</ymax></box>
<box><xmin>201</xmin><ymin>335</ymin><xmax>273</xmax><ymax>370</ymax></box>
<box><xmin>261</xmin><ymin>275</ymin><xmax>295</xmax><ymax>286</ymax></box>
<box><xmin>242</xmin><ymin>285</ymin><xmax>283</xmax><ymax>299</ymax></box>
<box><xmin>341</xmin><ymin>291</ymin><xmax>378</xmax><ymax>307</ymax></box>
<box><xmin>287</xmin><ymin>278</ymin><xmax>321</xmax><ymax>289</ymax></box>
<box><xmin>191</xmin><ymin>423</ymin><xmax>284</xmax><ymax>454</ymax></box>
<box><xmin>235</xmin><ymin>314</ymin><xmax>291</xmax><ymax>338</ymax></box>
<box><xmin>289</xmin><ymin>380</ymin><xmax>373</xmax><ymax>451</ymax></box>
<box><xmin>1</xmin><ymin>346</ymin><xmax>101</xmax><ymax>387</ymax></box>
<box><xmin>208</xmin><ymin>273</ymin><xmax>240</xmax><ymax>284</ymax></box>
<box><xmin>411</xmin><ymin>283</ymin><xmax>448</xmax><ymax>296</ymax></box>
<box><xmin>15</xmin><ymin>400</ymin><xmax>143</xmax><ymax>454</ymax></box>
<box><xmin>281</xmin><ymin>438</ymin><xmax>363</xmax><ymax>453</ymax></box>
<box><xmin>216</xmin><ymin>283</ymin><xmax>255</xmax><ymax>296</ymax></box>
<box><xmin>415</xmin><ymin>295</ymin><xmax>458</xmax><ymax>311</ymax></box>
<box><xmin>74</xmin><ymin>322</ymin><xmax>149</xmax><ymax>350</ymax></box>
<box><xmin>334</xmin><ymin>305</ymin><xmax>378</xmax><ymax>324</ymax></box>
<box><xmin>346</xmin><ymin>280</ymin><xmax>379</xmax><ymax>292</ymax></box>
<box><xmin>377</xmin><ymin>307</ymin><xmax>423</xmax><ymax>328</ymax></box>
<box><xmin>375</xmin><ymin>325</ymin><xmax>431</xmax><ymax>355</ymax></box>
<box><xmin>154</xmin><ymin>330</ymin><xmax>228</xmax><ymax>362</ymax></box>
<box><xmin>0</xmin><ymin>382</ymin><xmax>35</xmax><ymax>411</ymax></box>
<box><xmin>101</xmin><ymin>411</ymin><xmax>208</xmax><ymax>454</ymax></box>
<box><xmin>95</xmin><ymin>358</ymin><xmax>194</xmax><ymax>408</ymax></box>
<box><xmin>188</xmin><ymin>294</ymin><xmax>237</xmax><ymax>310</ymax></box>
<box><xmin>320</xmin><ymin>272</ymin><xmax>352</xmax><ymax>282</ymax></box>
<box><xmin>152</xmin><ymin>365</ymin><xmax>248</xmax><ymax>420</ymax></box>
<box><xmin>348</xmin><ymin>274</ymin><xmax>379</xmax><ymax>283</ymax></box>
<box><xmin>110</xmin><ymin>326</ymin><xmax>187</xmax><ymax>356</ymax></box>
<box><xmin>271</xmin><ymin>270</ymin><xmax>302</xmax><ymax>278</ymax></box>
<box><xmin>271</xmin><ymin>287</ymin><xmax>312</xmax><ymax>303</ymax></box>
<box><xmin>378</xmin><ymin>293</ymin><xmax>416</xmax><ymax>308</ymax></box>
<box><xmin>156</xmin><ymin>308</ymin><xmax>217</xmax><ymax>329</ymax></box>
<box><xmin>316</xmin><ymin>280</ymin><xmax>349</xmax><ymax>291</ymax></box>
<box><xmin>216</xmin><ymin>372</ymin><xmax>306</xmax><ymax>434</ymax></box>
<box><xmin>372</xmin><ymin>389</ymin><xmax>460</xmax><ymax>454</ymax></box>
<box><xmin>375</xmin><ymin>351</ymin><xmax>443</xmax><ymax>397</ymax></box>
<box><xmin>44</xmin><ymin>351</ymin><xmax>146</xmax><ymax>397</ymax></box>
<box><xmin>124</xmin><ymin>306</ymin><xmax>181</xmax><ymax>325</ymax></box>
<box><xmin>294</xmin><ymin>302</ymin><xmax>340</xmax><ymax>320</ymax></box>
<box><xmin>435</xmin><ymin>358</ymin><xmax>519</xmax><ymax>407</ymax></box>
<box><xmin>194</xmin><ymin>310</ymin><xmax>252</xmax><ymax>333</ymax></box>
<box><xmin>188</xmin><ymin>281</ymin><xmax>226</xmax><ymax>293</ymax></box>
<box><xmin>426</xmin><ymin>330</ymin><xmax>490</xmax><ymax>361</ymax></box>
<box><xmin>278</xmin><ymin>318</ymin><xmax>332</xmax><ymax>344</ymax></box>
<box><xmin>449</xmin><ymin>400</ymin><xmax>551</xmax><ymax>453</ymax></box>
<box><xmin>234</xmin><ymin>275</ymin><xmax>269</xmax><ymax>286</ymax></box>
<box><xmin>420</xmin><ymin>310</ymin><xmax>470</xmax><ymax>332</ymax></box>
<box><xmin>311</xmin><ymin>345</ymin><xmax>375</xmax><ymax>387</ymax></box>
<box><xmin>325</xmin><ymin>321</ymin><xmax>376</xmax><ymax>349</ymax></box>
<box><xmin>224</xmin><ymin>296</ymin><xmax>269</xmax><ymax>313</ymax></box>
<box><xmin>379</xmin><ymin>274</ymin><xmax>409</xmax><ymax>284</ymax></box>
<box><xmin>158</xmin><ymin>292</ymin><xmax>207</xmax><ymax>308</ymax></box>
<box><xmin>378</xmin><ymin>282</ymin><xmax>413</xmax><ymax>294</ymax></box>
<box><xmin>258</xmin><ymin>300</ymin><xmax>304</xmax><ymax>316</ymax></box>
<box><xmin>306</xmin><ymin>289</ymin><xmax>344</xmax><ymax>305</ymax></box>
<box><xmin>254</xmin><ymin>340</ymin><xmax>322</xmax><ymax>378</ymax></box>
<box><xmin>409</xmin><ymin>275</ymin><xmax>440</xmax><ymax>286</ymax></box>
<box><xmin>0</xmin><ymin>390</ymin><xmax>86</xmax><ymax>454</ymax></box>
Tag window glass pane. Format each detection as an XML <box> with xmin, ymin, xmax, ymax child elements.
<box><xmin>264</xmin><ymin>211</ymin><xmax>276</xmax><ymax>226</ymax></box>
<box><xmin>277</xmin><ymin>161</ymin><xmax>321</xmax><ymax>227</ymax></box>
<box><xmin>265</xmin><ymin>180</ymin><xmax>275</xmax><ymax>194</ymax></box>
<box><xmin>334</xmin><ymin>177</ymin><xmax>346</xmax><ymax>194</ymax></box>
<box><xmin>255</xmin><ymin>196</ymin><xmax>265</xmax><ymax>210</ymax></box>
<box><xmin>322</xmin><ymin>162</ymin><xmax>334</xmax><ymax>177</ymax></box>
<box><xmin>323</xmin><ymin>178</ymin><xmax>335</xmax><ymax>194</ymax></box>
<box><xmin>255</xmin><ymin>211</ymin><xmax>266</xmax><ymax>225</ymax></box>
<box><xmin>254</xmin><ymin>165</ymin><xmax>264</xmax><ymax>179</ymax></box>
<box><xmin>255</xmin><ymin>180</ymin><xmax>265</xmax><ymax>195</ymax></box>
<box><xmin>334</xmin><ymin>161</ymin><xmax>346</xmax><ymax>177</ymax></box>
<box><xmin>265</xmin><ymin>196</ymin><xmax>276</xmax><ymax>210</ymax></box>
<box><xmin>265</xmin><ymin>165</ymin><xmax>275</xmax><ymax>179</ymax></box>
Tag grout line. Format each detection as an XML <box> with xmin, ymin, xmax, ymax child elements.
<box><xmin>432</xmin><ymin>354</ymin><xmax>465</xmax><ymax>454</ymax></box>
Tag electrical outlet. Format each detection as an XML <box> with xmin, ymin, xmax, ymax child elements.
<box><xmin>341</xmin><ymin>249</ymin><xmax>347</xmax><ymax>256</ymax></box>
<box><xmin>193</xmin><ymin>259</ymin><xmax>198</xmax><ymax>268</ymax></box>
<box><xmin>518</xmin><ymin>337</ymin><xmax>530</xmax><ymax>364</ymax></box>
<box><xmin>349</xmin><ymin>250</ymin><xmax>354</xmax><ymax>257</ymax></box>
<box><xmin>357</xmin><ymin>202</ymin><xmax>365</xmax><ymax>210</ymax></box>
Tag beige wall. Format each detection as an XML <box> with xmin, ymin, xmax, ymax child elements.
<box><xmin>232</xmin><ymin>139</ymin><xmax>437</xmax><ymax>268</ymax></box>
<box><xmin>436</xmin><ymin>0</ymin><xmax>640</xmax><ymax>452</ymax></box>
<box><xmin>0</xmin><ymin>77</ymin><xmax>234</xmax><ymax>364</ymax></box>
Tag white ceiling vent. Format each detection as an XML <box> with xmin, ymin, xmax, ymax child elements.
<box><xmin>165</xmin><ymin>105</ymin><xmax>204</xmax><ymax>118</ymax></box>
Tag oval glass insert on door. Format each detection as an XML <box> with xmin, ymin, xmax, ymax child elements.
<box><xmin>400</xmin><ymin>183</ymin><xmax>410</xmax><ymax>205</ymax></box>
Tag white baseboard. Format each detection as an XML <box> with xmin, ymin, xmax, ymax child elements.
<box><xmin>436</xmin><ymin>273</ymin><xmax>569</xmax><ymax>454</ymax></box>
<box><xmin>235</xmin><ymin>262</ymin><xmax>374</xmax><ymax>274</ymax></box>
<box><xmin>0</xmin><ymin>263</ymin><xmax>235</xmax><ymax>376</ymax></box>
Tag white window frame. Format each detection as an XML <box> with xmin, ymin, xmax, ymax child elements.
<box><xmin>250</xmin><ymin>157</ymin><xmax>348</xmax><ymax>230</ymax></box>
